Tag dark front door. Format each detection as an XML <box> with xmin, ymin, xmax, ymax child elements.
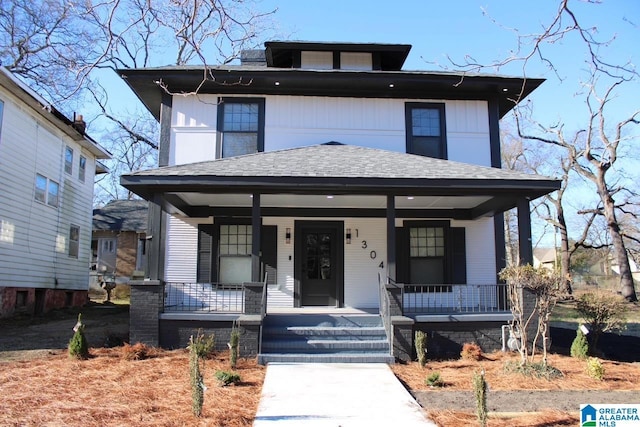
<box><xmin>295</xmin><ymin>221</ymin><xmax>343</xmax><ymax>307</ymax></box>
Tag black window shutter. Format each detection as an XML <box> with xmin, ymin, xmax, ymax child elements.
<box><xmin>260</xmin><ymin>225</ymin><xmax>277</xmax><ymax>285</ymax></box>
<box><xmin>451</xmin><ymin>227</ymin><xmax>467</xmax><ymax>284</ymax></box>
<box><xmin>197</xmin><ymin>225</ymin><xmax>216</xmax><ymax>283</ymax></box>
<box><xmin>395</xmin><ymin>227</ymin><xmax>409</xmax><ymax>284</ymax></box>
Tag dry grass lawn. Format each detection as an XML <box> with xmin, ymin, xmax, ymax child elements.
<box><xmin>0</xmin><ymin>348</ymin><xmax>265</xmax><ymax>427</ymax></box>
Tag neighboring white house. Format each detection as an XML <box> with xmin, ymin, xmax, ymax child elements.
<box><xmin>0</xmin><ymin>67</ymin><xmax>111</xmax><ymax>318</ymax></box>
<box><xmin>119</xmin><ymin>41</ymin><xmax>559</xmax><ymax>360</ymax></box>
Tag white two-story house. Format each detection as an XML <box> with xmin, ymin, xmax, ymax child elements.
<box><xmin>0</xmin><ymin>68</ymin><xmax>111</xmax><ymax>318</ymax></box>
<box><xmin>119</xmin><ymin>41</ymin><xmax>558</xmax><ymax>362</ymax></box>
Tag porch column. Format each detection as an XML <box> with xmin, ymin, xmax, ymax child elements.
<box><xmin>146</xmin><ymin>194</ymin><xmax>165</xmax><ymax>281</ymax></box>
<box><xmin>386</xmin><ymin>195</ymin><xmax>396</xmax><ymax>282</ymax></box>
<box><xmin>516</xmin><ymin>197</ymin><xmax>533</xmax><ymax>265</ymax></box>
<box><xmin>251</xmin><ymin>193</ymin><xmax>262</xmax><ymax>282</ymax></box>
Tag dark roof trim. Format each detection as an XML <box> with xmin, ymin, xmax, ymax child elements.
<box><xmin>117</xmin><ymin>67</ymin><xmax>543</xmax><ymax>120</ymax></box>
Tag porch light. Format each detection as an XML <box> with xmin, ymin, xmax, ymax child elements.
<box><xmin>346</xmin><ymin>228</ymin><xmax>351</xmax><ymax>244</ymax></box>
<box><xmin>407</xmin><ymin>196</ymin><xmax>415</xmax><ymax>200</ymax></box>
<box><xmin>285</xmin><ymin>228</ymin><xmax>291</xmax><ymax>244</ymax></box>
<box><xmin>327</xmin><ymin>195</ymin><xmax>334</xmax><ymax>199</ymax></box>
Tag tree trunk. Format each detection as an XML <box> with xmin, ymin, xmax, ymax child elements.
<box><xmin>557</xmin><ymin>208</ymin><xmax>572</xmax><ymax>295</ymax></box>
<box><xmin>600</xmin><ymin>182</ymin><xmax>637</xmax><ymax>302</ymax></box>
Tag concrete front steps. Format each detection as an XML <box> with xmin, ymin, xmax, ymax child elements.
<box><xmin>257</xmin><ymin>314</ymin><xmax>395</xmax><ymax>364</ymax></box>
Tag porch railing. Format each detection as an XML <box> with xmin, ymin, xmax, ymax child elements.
<box><xmin>163</xmin><ymin>282</ymin><xmax>244</xmax><ymax>313</ymax></box>
<box><xmin>378</xmin><ymin>273</ymin><xmax>393</xmax><ymax>350</ymax></box>
<box><xmin>403</xmin><ymin>283</ymin><xmax>509</xmax><ymax>315</ymax></box>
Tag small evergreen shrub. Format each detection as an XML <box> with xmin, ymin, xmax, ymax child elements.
<box><xmin>587</xmin><ymin>357</ymin><xmax>605</xmax><ymax>381</ymax></box>
<box><xmin>472</xmin><ymin>371</ymin><xmax>488</xmax><ymax>427</ymax></box>
<box><xmin>189</xmin><ymin>335</ymin><xmax>205</xmax><ymax>417</ymax></box>
<box><xmin>215</xmin><ymin>370</ymin><xmax>241</xmax><ymax>387</ymax></box>
<box><xmin>68</xmin><ymin>314</ymin><xmax>89</xmax><ymax>360</ymax></box>
<box><xmin>414</xmin><ymin>331</ymin><xmax>427</xmax><ymax>367</ymax></box>
<box><xmin>503</xmin><ymin>361</ymin><xmax>563</xmax><ymax>380</ymax></box>
<box><xmin>461</xmin><ymin>342</ymin><xmax>483</xmax><ymax>361</ymax></box>
<box><xmin>570</xmin><ymin>329</ymin><xmax>589</xmax><ymax>360</ymax></box>
<box><xmin>425</xmin><ymin>371</ymin><xmax>444</xmax><ymax>388</ymax></box>
<box><xmin>229</xmin><ymin>327</ymin><xmax>240</xmax><ymax>369</ymax></box>
<box><xmin>190</xmin><ymin>329</ymin><xmax>215</xmax><ymax>359</ymax></box>
<box><xmin>121</xmin><ymin>342</ymin><xmax>150</xmax><ymax>360</ymax></box>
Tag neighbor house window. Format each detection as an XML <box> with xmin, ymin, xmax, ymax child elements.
<box><xmin>405</xmin><ymin>103</ymin><xmax>447</xmax><ymax>159</ymax></box>
<box><xmin>0</xmin><ymin>99</ymin><xmax>4</xmax><ymax>141</ymax></box>
<box><xmin>218</xmin><ymin>224</ymin><xmax>252</xmax><ymax>283</ymax></box>
<box><xmin>35</xmin><ymin>174</ymin><xmax>59</xmax><ymax>207</ymax></box>
<box><xmin>64</xmin><ymin>146</ymin><xmax>73</xmax><ymax>174</ymax></box>
<box><xmin>69</xmin><ymin>225</ymin><xmax>80</xmax><ymax>258</ymax></box>
<box><xmin>218</xmin><ymin>98</ymin><xmax>264</xmax><ymax>158</ymax></box>
<box><xmin>79</xmin><ymin>156</ymin><xmax>86</xmax><ymax>182</ymax></box>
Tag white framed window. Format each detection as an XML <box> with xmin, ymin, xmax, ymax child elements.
<box><xmin>218</xmin><ymin>224</ymin><xmax>252</xmax><ymax>283</ymax></box>
<box><xmin>64</xmin><ymin>146</ymin><xmax>73</xmax><ymax>174</ymax></box>
<box><xmin>218</xmin><ymin>98</ymin><xmax>265</xmax><ymax>158</ymax></box>
<box><xmin>79</xmin><ymin>155</ymin><xmax>86</xmax><ymax>182</ymax></box>
<box><xmin>35</xmin><ymin>174</ymin><xmax>59</xmax><ymax>207</ymax></box>
<box><xmin>69</xmin><ymin>225</ymin><xmax>80</xmax><ymax>258</ymax></box>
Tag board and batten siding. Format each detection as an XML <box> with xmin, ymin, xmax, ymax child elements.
<box><xmin>0</xmin><ymin>87</ymin><xmax>97</xmax><ymax>291</ymax></box>
<box><xmin>168</xmin><ymin>94</ymin><xmax>492</xmax><ymax>167</ymax></box>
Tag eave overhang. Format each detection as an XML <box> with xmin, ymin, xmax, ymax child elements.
<box><xmin>117</xmin><ymin>66</ymin><xmax>544</xmax><ymax>121</ymax></box>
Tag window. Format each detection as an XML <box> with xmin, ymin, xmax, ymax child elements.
<box><xmin>219</xmin><ymin>98</ymin><xmax>264</xmax><ymax>158</ymax></box>
<box><xmin>47</xmin><ymin>180</ymin><xmax>59</xmax><ymax>207</ymax></box>
<box><xmin>35</xmin><ymin>174</ymin><xmax>59</xmax><ymax>207</ymax></box>
<box><xmin>218</xmin><ymin>224</ymin><xmax>252</xmax><ymax>283</ymax></box>
<box><xmin>69</xmin><ymin>225</ymin><xmax>80</xmax><ymax>258</ymax></box>
<box><xmin>409</xmin><ymin>226</ymin><xmax>447</xmax><ymax>286</ymax></box>
<box><xmin>79</xmin><ymin>156</ymin><xmax>86</xmax><ymax>182</ymax></box>
<box><xmin>64</xmin><ymin>146</ymin><xmax>73</xmax><ymax>174</ymax></box>
<box><xmin>405</xmin><ymin>103</ymin><xmax>447</xmax><ymax>159</ymax></box>
<box><xmin>35</xmin><ymin>174</ymin><xmax>47</xmax><ymax>203</ymax></box>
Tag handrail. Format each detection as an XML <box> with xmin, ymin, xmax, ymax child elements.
<box><xmin>378</xmin><ymin>273</ymin><xmax>393</xmax><ymax>355</ymax></box>
<box><xmin>258</xmin><ymin>272</ymin><xmax>268</xmax><ymax>355</ymax></box>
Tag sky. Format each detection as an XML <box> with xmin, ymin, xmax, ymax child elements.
<box><xmin>250</xmin><ymin>0</ymin><xmax>639</xmax><ymax>247</ymax></box>
<box><xmin>257</xmin><ymin>0</ymin><xmax>639</xmax><ymax>132</ymax></box>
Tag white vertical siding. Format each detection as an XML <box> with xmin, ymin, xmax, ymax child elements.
<box><xmin>164</xmin><ymin>216</ymin><xmax>199</xmax><ymax>283</ymax></box>
<box><xmin>0</xmin><ymin>87</ymin><xmax>97</xmax><ymax>290</ymax></box>
<box><xmin>169</xmin><ymin>94</ymin><xmax>493</xmax><ymax>167</ymax></box>
<box><xmin>452</xmin><ymin>217</ymin><xmax>497</xmax><ymax>284</ymax></box>
<box><xmin>263</xmin><ymin>217</ymin><xmax>294</xmax><ymax>307</ymax></box>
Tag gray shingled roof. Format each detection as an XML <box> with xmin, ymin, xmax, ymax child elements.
<box><xmin>93</xmin><ymin>200</ymin><xmax>148</xmax><ymax>232</ymax></box>
<box><xmin>126</xmin><ymin>142</ymin><xmax>554</xmax><ymax>182</ymax></box>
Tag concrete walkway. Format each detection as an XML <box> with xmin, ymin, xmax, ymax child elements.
<box><xmin>254</xmin><ymin>363</ymin><xmax>436</xmax><ymax>426</ymax></box>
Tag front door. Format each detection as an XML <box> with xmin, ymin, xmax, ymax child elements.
<box><xmin>295</xmin><ymin>221</ymin><xmax>344</xmax><ymax>307</ymax></box>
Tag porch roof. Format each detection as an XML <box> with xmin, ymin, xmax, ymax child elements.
<box><xmin>120</xmin><ymin>143</ymin><xmax>559</xmax><ymax>218</ymax></box>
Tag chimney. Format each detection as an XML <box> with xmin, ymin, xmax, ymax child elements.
<box><xmin>73</xmin><ymin>113</ymin><xmax>86</xmax><ymax>134</ymax></box>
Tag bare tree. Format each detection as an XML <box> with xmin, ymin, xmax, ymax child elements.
<box><xmin>0</xmin><ymin>0</ymin><xmax>277</xmax><ymax>200</ymax></box>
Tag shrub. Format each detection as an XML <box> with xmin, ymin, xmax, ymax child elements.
<box><xmin>229</xmin><ymin>327</ymin><xmax>240</xmax><ymax>369</ymax></box>
<box><xmin>425</xmin><ymin>371</ymin><xmax>444</xmax><ymax>388</ymax></box>
<box><xmin>503</xmin><ymin>361</ymin><xmax>563</xmax><ymax>380</ymax></box>
<box><xmin>414</xmin><ymin>331</ymin><xmax>427</xmax><ymax>367</ymax></box>
<box><xmin>472</xmin><ymin>371</ymin><xmax>488</xmax><ymax>427</ymax></box>
<box><xmin>215</xmin><ymin>370</ymin><xmax>241</xmax><ymax>387</ymax></box>
<box><xmin>68</xmin><ymin>314</ymin><xmax>89</xmax><ymax>360</ymax></box>
<box><xmin>189</xmin><ymin>329</ymin><xmax>215</xmax><ymax>359</ymax></box>
<box><xmin>461</xmin><ymin>342</ymin><xmax>483</xmax><ymax>361</ymax></box>
<box><xmin>587</xmin><ymin>357</ymin><xmax>605</xmax><ymax>381</ymax></box>
<box><xmin>570</xmin><ymin>329</ymin><xmax>589</xmax><ymax>360</ymax></box>
<box><xmin>121</xmin><ymin>342</ymin><xmax>150</xmax><ymax>360</ymax></box>
<box><xmin>576</xmin><ymin>292</ymin><xmax>628</xmax><ymax>353</ymax></box>
<box><xmin>189</xmin><ymin>335</ymin><xmax>205</xmax><ymax>417</ymax></box>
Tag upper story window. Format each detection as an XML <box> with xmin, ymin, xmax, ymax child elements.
<box><xmin>79</xmin><ymin>155</ymin><xmax>86</xmax><ymax>182</ymax></box>
<box><xmin>64</xmin><ymin>146</ymin><xmax>73</xmax><ymax>174</ymax></box>
<box><xmin>405</xmin><ymin>103</ymin><xmax>447</xmax><ymax>159</ymax></box>
<box><xmin>35</xmin><ymin>174</ymin><xmax>59</xmax><ymax>207</ymax></box>
<box><xmin>218</xmin><ymin>98</ymin><xmax>265</xmax><ymax>158</ymax></box>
